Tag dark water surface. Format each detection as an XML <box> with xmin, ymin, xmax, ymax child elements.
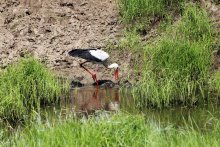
<box><xmin>43</xmin><ymin>86</ymin><xmax>220</xmax><ymax>131</ymax></box>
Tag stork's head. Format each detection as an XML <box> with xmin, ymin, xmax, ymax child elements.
<box><xmin>108</xmin><ymin>63</ymin><xmax>119</xmax><ymax>81</ymax></box>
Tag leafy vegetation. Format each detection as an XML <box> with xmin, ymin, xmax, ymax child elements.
<box><xmin>118</xmin><ymin>30</ymin><xmax>142</xmax><ymax>52</ymax></box>
<box><xmin>118</xmin><ymin>0</ymin><xmax>184</xmax><ymax>30</ymax></box>
<box><xmin>0</xmin><ymin>57</ymin><xmax>67</xmax><ymax>123</ymax></box>
<box><xmin>131</xmin><ymin>4</ymin><xmax>216</xmax><ymax>107</ymax></box>
<box><xmin>2</xmin><ymin>114</ymin><xmax>219</xmax><ymax>146</ymax></box>
<box><xmin>212</xmin><ymin>70</ymin><xmax>220</xmax><ymax>97</ymax></box>
<box><xmin>1</xmin><ymin>0</ymin><xmax>220</xmax><ymax>146</ymax></box>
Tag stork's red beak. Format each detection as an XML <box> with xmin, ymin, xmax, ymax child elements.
<box><xmin>114</xmin><ymin>68</ymin><xmax>119</xmax><ymax>81</ymax></box>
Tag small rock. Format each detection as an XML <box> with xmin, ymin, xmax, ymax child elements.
<box><xmin>60</xmin><ymin>0</ymin><xmax>74</xmax><ymax>8</ymax></box>
<box><xmin>64</xmin><ymin>41</ymin><xmax>71</xmax><ymax>45</ymax></box>
<box><xmin>70</xmin><ymin>80</ymin><xmax>84</xmax><ymax>88</ymax></box>
<box><xmin>27</xmin><ymin>38</ymin><xmax>35</xmax><ymax>42</ymax></box>
<box><xmin>25</xmin><ymin>9</ymin><xmax>31</xmax><ymax>15</ymax></box>
<box><xmin>92</xmin><ymin>80</ymin><xmax>115</xmax><ymax>88</ymax></box>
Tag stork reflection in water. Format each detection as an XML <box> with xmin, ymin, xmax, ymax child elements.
<box><xmin>70</xmin><ymin>86</ymin><xmax>120</xmax><ymax>116</ymax></box>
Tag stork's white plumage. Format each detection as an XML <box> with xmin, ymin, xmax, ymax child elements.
<box><xmin>89</xmin><ymin>49</ymin><xmax>109</xmax><ymax>61</ymax></box>
<box><xmin>68</xmin><ymin>49</ymin><xmax>119</xmax><ymax>86</ymax></box>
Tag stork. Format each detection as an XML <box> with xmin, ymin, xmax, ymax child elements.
<box><xmin>68</xmin><ymin>49</ymin><xmax>119</xmax><ymax>85</ymax></box>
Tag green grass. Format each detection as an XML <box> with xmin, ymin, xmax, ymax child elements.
<box><xmin>2</xmin><ymin>114</ymin><xmax>219</xmax><ymax>147</ymax></box>
<box><xmin>118</xmin><ymin>0</ymin><xmax>184</xmax><ymax>29</ymax></box>
<box><xmin>1</xmin><ymin>1</ymin><xmax>220</xmax><ymax>146</ymax></box>
<box><xmin>0</xmin><ymin>57</ymin><xmax>67</xmax><ymax>123</ymax></box>
<box><xmin>118</xmin><ymin>0</ymin><xmax>183</xmax><ymax>22</ymax></box>
<box><xmin>118</xmin><ymin>29</ymin><xmax>142</xmax><ymax>52</ymax></box>
<box><xmin>105</xmin><ymin>29</ymin><xmax>143</xmax><ymax>53</ymax></box>
<box><xmin>212</xmin><ymin>70</ymin><xmax>220</xmax><ymax>97</ymax></box>
<box><xmin>133</xmin><ymin>4</ymin><xmax>215</xmax><ymax>107</ymax></box>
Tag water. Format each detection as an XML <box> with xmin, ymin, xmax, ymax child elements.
<box><xmin>63</xmin><ymin>86</ymin><xmax>121</xmax><ymax>114</ymax></box>
<box><xmin>142</xmin><ymin>104</ymin><xmax>220</xmax><ymax>131</ymax></box>
<box><xmin>43</xmin><ymin>86</ymin><xmax>220</xmax><ymax>131</ymax></box>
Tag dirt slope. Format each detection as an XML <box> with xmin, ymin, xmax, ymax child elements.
<box><xmin>0</xmin><ymin>0</ymin><xmax>131</xmax><ymax>84</ymax></box>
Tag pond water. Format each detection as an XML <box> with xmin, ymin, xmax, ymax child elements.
<box><xmin>42</xmin><ymin>85</ymin><xmax>220</xmax><ymax>132</ymax></box>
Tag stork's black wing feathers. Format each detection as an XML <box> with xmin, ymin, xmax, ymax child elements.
<box><xmin>68</xmin><ymin>49</ymin><xmax>95</xmax><ymax>57</ymax></box>
<box><xmin>68</xmin><ymin>49</ymin><xmax>102</xmax><ymax>62</ymax></box>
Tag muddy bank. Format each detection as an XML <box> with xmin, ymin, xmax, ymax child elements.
<box><xmin>70</xmin><ymin>79</ymin><xmax>132</xmax><ymax>89</ymax></box>
<box><xmin>0</xmin><ymin>0</ymin><xmax>136</xmax><ymax>84</ymax></box>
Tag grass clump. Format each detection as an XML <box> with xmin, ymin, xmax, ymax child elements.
<box><xmin>0</xmin><ymin>57</ymin><xmax>65</xmax><ymax>122</ymax></box>
<box><xmin>7</xmin><ymin>114</ymin><xmax>220</xmax><ymax>146</ymax></box>
<box><xmin>177</xmin><ymin>4</ymin><xmax>213</xmax><ymax>41</ymax></box>
<box><xmin>118</xmin><ymin>29</ymin><xmax>143</xmax><ymax>52</ymax></box>
<box><xmin>133</xmin><ymin>4</ymin><xmax>214</xmax><ymax>107</ymax></box>
<box><xmin>118</xmin><ymin>0</ymin><xmax>184</xmax><ymax>28</ymax></box>
<box><xmin>212</xmin><ymin>70</ymin><xmax>220</xmax><ymax>97</ymax></box>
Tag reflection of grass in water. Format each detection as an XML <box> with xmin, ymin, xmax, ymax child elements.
<box><xmin>6</xmin><ymin>113</ymin><xmax>220</xmax><ymax>146</ymax></box>
<box><xmin>119</xmin><ymin>88</ymin><xmax>137</xmax><ymax>112</ymax></box>
<box><xmin>0</xmin><ymin>57</ymin><xmax>68</xmax><ymax>123</ymax></box>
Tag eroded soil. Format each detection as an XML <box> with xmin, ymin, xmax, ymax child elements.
<box><xmin>0</xmin><ymin>0</ymin><xmax>134</xmax><ymax>84</ymax></box>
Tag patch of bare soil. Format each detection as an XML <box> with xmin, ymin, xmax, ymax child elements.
<box><xmin>0</xmin><ymin>0</ymin><xmax>134</xmax><ymax>84</ymax></box>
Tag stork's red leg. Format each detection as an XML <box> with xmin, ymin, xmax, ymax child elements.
<box><xmin>80</xmin><ymin>62</ymin><xmax>99</xmax><ymax>86</ymax></box>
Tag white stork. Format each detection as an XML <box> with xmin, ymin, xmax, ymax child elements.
<box><xmin>68</xmin><ymin>49</ymin><xmax>119</xmax><ymax>85</ymax></box>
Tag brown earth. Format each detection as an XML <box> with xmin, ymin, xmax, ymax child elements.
<box><xmin>0</xmin><ymin>0</ymin><xmax>135</xmax><ymax>84</ymax></box>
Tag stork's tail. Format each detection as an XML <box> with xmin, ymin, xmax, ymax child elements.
<box><xmin>68</xmin><ymin>49</ymin><xmax>83</xmax><ymax>57</ymax></box>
